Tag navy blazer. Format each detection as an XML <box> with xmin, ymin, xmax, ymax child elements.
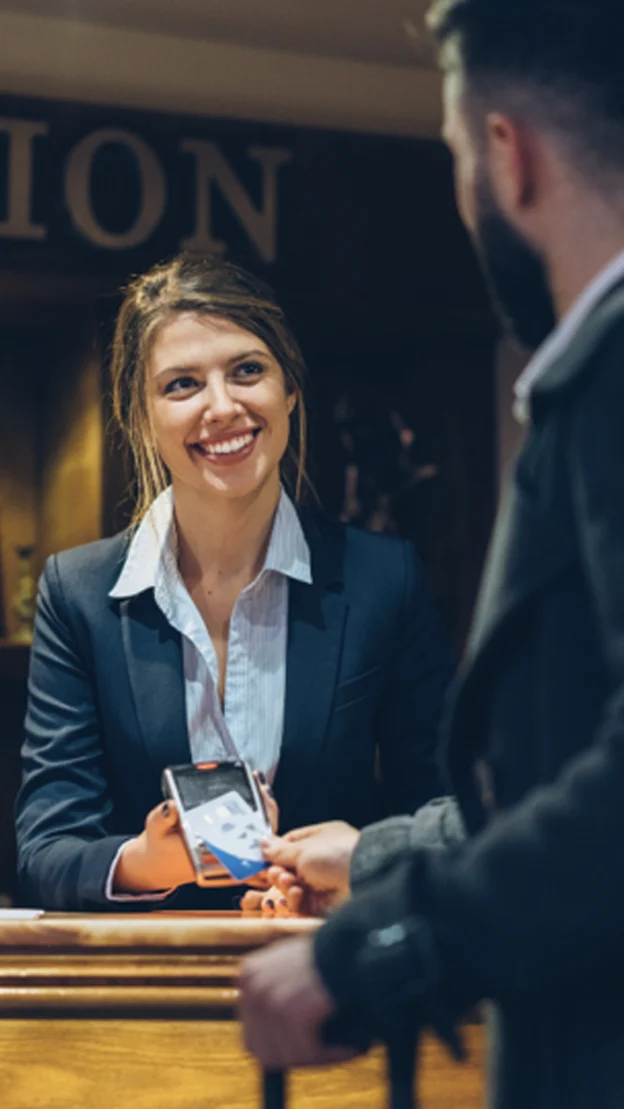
<box><xmin>15</xmin><ymin>509</ymin><xmax>453</xmax><ymax>911</ymax></box>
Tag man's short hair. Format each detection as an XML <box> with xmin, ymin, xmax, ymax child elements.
<box><xmin>426</xmin><ymin>0</ymin><xmax>624</xmax><ymax>176</ymax></box>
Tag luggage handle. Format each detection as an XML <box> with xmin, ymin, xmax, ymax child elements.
<box><xmin>261</xmin><ymin>1028</ymin><xmax>419</xmax><ymax>1109</ymax></box>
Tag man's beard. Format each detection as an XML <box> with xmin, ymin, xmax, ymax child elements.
<box><xmin>473</xmin><ymin>174</ymin><xmax>557</xmax><ymax>350</ymax></box>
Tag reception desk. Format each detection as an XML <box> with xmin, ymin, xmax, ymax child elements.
<box><xmin>0</xmin><ymin>913</ymin><xmax>484</xmax><ymax>1108</ymax></box>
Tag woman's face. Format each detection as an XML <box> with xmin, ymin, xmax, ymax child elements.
<box><xmin>148</xmin><ymin>312</ymin><xmax>295</xmax><ymax>503</ymax></box>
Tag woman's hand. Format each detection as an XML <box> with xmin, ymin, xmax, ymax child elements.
<box><xmin>239</xmin><ymin>771</ymin><xmax>281</xmax><ymax>892</ymax></box>
<box><xmin>253</xmin><ymin>771</ymin><xmax>279</xmax><ymax>834</ymax></box>
<box><xmin>239</xmin><ymin>878</ymin><xmax>338</xmax><ymax>917</ymax></box>
<box><xmin>113</xmin><ymin>773</ymin><xmax>280</xmax><ymax>896</ymax></box>
<box><xmin>240</xmin><ymin>884</ymin><xmax>292</xmax><ymax>915</ymax></box>
<box><xmin>113</xmin><ymin>799</ymin><xmax>231</xmax><ymax>894</ymax></box>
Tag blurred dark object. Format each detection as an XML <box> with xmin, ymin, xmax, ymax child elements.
<box><xmin>333</xmin><ymin>386</ymin><xmax>439</xmax><ymax>535</ymax></box>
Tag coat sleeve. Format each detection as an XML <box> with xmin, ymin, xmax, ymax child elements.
<box><xmin>315</xmin><ymin>327</ymin><xmax>624</xmax><ymax>1013</ymax></box>
<box><xmin>375</xmin><ymin>541</ymin><xmax>455</xmax><ymax>815</ymax></box>
<box><xmin>16</xmin><ymin>556</ymin><xmax>156</xmax><ymax>910</ymax></box>
<box><xmin>350</xmin><ymin>796</ymin><xmax>466</xmax><ymax>891</ymax></box>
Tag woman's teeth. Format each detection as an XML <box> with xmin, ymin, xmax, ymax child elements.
<box><xmin>198</xmin><ymin>431</ymin><xmax>256</xmax><ymax>457</ymax></box>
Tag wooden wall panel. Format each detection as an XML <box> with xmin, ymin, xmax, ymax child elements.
<box><xmin>38</xmin><ymin>343</ymin><xmax>103</xmax><ymax>567</ymax></box>
<box><xmin>0</xmin><ymin>334</ymin><xmax>38</xmax><ymax>641</ymax></box>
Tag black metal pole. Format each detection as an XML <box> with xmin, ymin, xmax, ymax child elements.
<box><xmin>263</xmin><ymin>1069</ymin><xmax>286</xmax><ymax>1109</ymax></box>
<box><xmin>387</xmin><ymin>1030</ymin><xmax>419</xmax><ymax>1109</ymax></box>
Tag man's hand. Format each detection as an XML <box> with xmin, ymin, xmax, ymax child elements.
<box><xmin>241</xmin><ymin>936</ymin><xmax>355</xmax><ymax>1068</ymax></box>
<box><xmin>259</xmin><ymin>821</ymin><xmax>360</xmax><ymax>914</ymax></box>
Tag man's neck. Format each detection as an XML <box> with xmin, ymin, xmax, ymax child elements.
<box><xmin>547</xmin><ymin>204</ymin><xmax>624</xmax><ymax>320</ymax></box>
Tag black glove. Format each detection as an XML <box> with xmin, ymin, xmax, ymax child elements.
<box><xmin>315</xmin><ymin>859</ymin><xmax>464</xmax><ymax>1060</ymax></box>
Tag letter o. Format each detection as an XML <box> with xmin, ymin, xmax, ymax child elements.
<box><xmin>65</xmin><ymin>128</ymin><xmax>166</xmax><ymax>249</ymax></box>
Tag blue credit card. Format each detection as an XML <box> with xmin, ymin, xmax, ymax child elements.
<box><xmin>189</xmin><ymin>790</ymin><xmax>271</xmax><ymax>881</ymax></box>
<box><xmin>201</xmin><ymin>839</ymin><xmax>268</xmax><ymax>881</ymax></box>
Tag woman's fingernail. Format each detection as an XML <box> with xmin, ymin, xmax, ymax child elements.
<box><xmin>265</xmin><ymin>899</ymin><xmax>274</xmax><ymax>909</ymax></box>
<box><xmin>257</xmin><ymin>771</ymin><xmax>267</xmax><ymax>784</ymax></box>
<box><xmin>279</xmin><ymin>898</ymin><xmax>287</xmax><ymax>907</ymax></box>
<box><xmin>162</xmin><ymin>802</ymin><xmax>170</xmax><ymax>817</ymax></box>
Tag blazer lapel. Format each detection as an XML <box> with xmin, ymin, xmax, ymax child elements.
<box><xmin>119</xmin><ymin>592</ymin><xmax>191</xmax><ymax>779</ymax></box>
<box><xmin>274</xmin><ymin>515</ymin><xmax>347</xmax><ymax>828</ymax></box>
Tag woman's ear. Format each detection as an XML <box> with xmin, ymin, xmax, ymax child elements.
<box><xmin>287</xmin><ymin>391</ymin><xmax>297</xmax><ymax>416</ymax></box>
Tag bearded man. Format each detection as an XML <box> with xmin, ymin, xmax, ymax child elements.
<box><xmin>241</xmin><ymin>3</ymin><xmax>624</xmax><ymax>1105</ymax></box>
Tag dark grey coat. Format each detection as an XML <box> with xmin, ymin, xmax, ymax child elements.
<box><xmin>316</xmin><ymin>279</ymin><xmax>624</xmax><ymax>1109</ymax></box>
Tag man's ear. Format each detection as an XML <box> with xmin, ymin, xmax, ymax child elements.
<box><xmin>486</xmin><ymin>112</ymin><xmax>535</xmax><ymax>214</ymax></box>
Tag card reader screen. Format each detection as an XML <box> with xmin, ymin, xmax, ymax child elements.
<box><xmin>173</xmin><ymin>764</ymin><xmax>256</xmax><ymax>812</ymax></box>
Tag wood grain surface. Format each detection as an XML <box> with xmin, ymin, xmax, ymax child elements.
<box><xmin>0</xmin><ymin>1018</ymin><xmax>484</xmax><ymax>1109</ymax></box>
<box><xmin>0</xmin><ymin>912</ymin><xmax>318</xmax><ymax>951</ymax></box>
<box><xmin>0</xmin><ymin>913</ymin><xmax>485</xmax><ymax>1107</ymax></box>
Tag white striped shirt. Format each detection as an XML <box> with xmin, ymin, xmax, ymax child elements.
<box><xmin>109</xmin><ymin>486</ymin><xmax>312</xmax><ymax>780</ymax></box>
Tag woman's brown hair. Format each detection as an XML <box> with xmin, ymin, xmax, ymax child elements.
<box><xmin>110</xmin><ymin>253</ymin><xmax>311</xmax><ymax>526</ymax></box>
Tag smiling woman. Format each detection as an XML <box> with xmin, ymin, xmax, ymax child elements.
<box><xmin>15</xmin><ymin>254</ymin><xmax>455</xmax><ymax>912</ymax></box>
<box><xmin>150</xmin><ymin>314</ymin><xmax>295</xmax><ymax>502</ymax></box>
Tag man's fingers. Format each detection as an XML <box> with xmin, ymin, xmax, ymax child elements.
<box><xmin>262</xmin><ymin>837</ymin><xmax>301</xmax><ymax>869</ymax></box>
<box><xmin>282</xmin><ymin>826</ymin><xmax>317</xmax><ymax>843</ymax></box>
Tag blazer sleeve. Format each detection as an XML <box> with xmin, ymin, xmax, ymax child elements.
<box><xmin>16</xmin><ymin>556</ymin><xmax>153</xmax><ymax>910</ymax></box>
<box><xmin>315</xmin><ymin>327</ymin><xmax>624</xmax><ymax>1017</ymax></box>
<box><xmin>375</xmin><ymin>541</ymin><xmax>455</xmax><ymax>815</ymax></box>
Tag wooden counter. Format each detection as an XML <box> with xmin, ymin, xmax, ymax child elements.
<box><xmin>0</xmin><ymin>912</ymin><xmax>484</xmax><ymax>1108</ymax></box>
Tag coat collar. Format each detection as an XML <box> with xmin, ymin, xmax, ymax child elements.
<box><xmin>525</xmin><ymin>278</ymin><xmax>624</xmax><ymax>420</ymax></box>
<box><xmin>514</xmin><ymin>253</ymin><xmax>624</xmax><ymax>422</ymax></box>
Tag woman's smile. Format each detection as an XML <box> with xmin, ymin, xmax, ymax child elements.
<box><xmin>191</xmin><ymin>427</ymin><xmax>261</xmax><ymax>466</ymax></box>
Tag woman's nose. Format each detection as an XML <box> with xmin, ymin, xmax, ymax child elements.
<box><xmin>202</xmin><ymin>376</ymin><xmax>240</xmax><ymax>421</ymax></box>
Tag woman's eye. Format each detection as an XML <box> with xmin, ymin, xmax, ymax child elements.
<box><xmin>164</xmin><ymin>376</ymin><xmax>198</xmax><ymax>394</ymax></box>
<box><xmin>234</xmin><ymin>361</ymin><xmax>265</xmax><ymax>380</ymax></box>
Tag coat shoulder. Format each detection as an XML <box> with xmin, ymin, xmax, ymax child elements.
<box><xmin>301</xmin><ymin>508</ymin><xmax>416</xmax><ymax>595</ymax></box>
<box><xmin>46</xmin><ymin>531</ymin><xmax>130</xmax><ymax>599</ymax></box>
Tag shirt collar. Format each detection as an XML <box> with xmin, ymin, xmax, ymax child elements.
<box><xmin>109</xmin><ymin>486</ymin><xmax>311</xmax><ymax>600</ymax></box>
<box><xmin>513</xmin><ymin>248</ymin><xmax>624</xmax><ymax>423</ymax></box>
<box><xmin>263</xmin><ymin>488</ymin><xmax>312</xmax><ymax>585</ymax></box>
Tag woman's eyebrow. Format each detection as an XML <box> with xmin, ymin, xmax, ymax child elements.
<box><xmin>154</xmin><ymin>364</ymin><xmax>201</xmax><ymax>381</ymax></box>
<box><xmin>154</xmin><ymin>349</ymin><xmax>270</xmax><ymax>381</ymax></box>
<box><xmin>226</xmin><ymin>348</ymin><xmax>270</xmax><ymax>366</ymax></box>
